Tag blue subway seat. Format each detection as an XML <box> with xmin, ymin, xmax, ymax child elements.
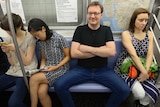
<box><xmin>5</xmin><ymin>37</ymin><xmax>123</xmax><ymax>93</ymax></box>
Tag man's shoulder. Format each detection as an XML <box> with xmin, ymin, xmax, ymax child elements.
<box><xmin>77</xmin><ymin>24</ymin><xmax>87</xmax><ymax>29</ymax></box>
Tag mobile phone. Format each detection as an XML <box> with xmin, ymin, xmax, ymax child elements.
<box><xmin>39</xmin><ymin>66</ymin><xmax>47</xmax><ymax>71</ymax></box>
<box><xmin>0</xmin><ymin>42</ymin><xmax>8</xmax><ymax>45</ymax></box>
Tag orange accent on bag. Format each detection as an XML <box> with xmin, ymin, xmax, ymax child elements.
<box><xmin>128</xmin><ymin>65</ymin><xmax>138</xmax><ymax>78</ymax></box>
<box><xmin>148</xmin><ymin>72</ymin><xmax>155</xmax><ymax>78</ymax></box>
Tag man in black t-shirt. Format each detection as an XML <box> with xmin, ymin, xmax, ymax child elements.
<box><xmin>54</xmin><ymin>1</ymin><xmax>130</xmax><ymax>107</ymax></box>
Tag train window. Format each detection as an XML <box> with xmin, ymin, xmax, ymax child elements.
<box><xmin>0</xmin><ymin>0</ymin><xmax>155</xmax><ymax>32</ymax></box>
<box><xmin>24</xmin><ymin>0</ymin><xmax>89</xmax><ymax>28</ymax></box>
<box><xmin>0</xmin><ymin>0</ymin><xmax>89</xmax><ymax>29</ymax></box>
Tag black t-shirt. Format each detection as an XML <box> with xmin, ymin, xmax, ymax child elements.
<box><xmin>72</xmin><ymin>24</ymin><xmax>114</xmax><ymax>68</ymax></box>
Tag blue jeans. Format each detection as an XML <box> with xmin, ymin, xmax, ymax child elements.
<box><xmin>54</xmin><ymin>65</ymin><xmax>130</xmax><ymax>107</ymax></box>
<box><xmin>0</xmin><ymin>74</ymin><xmax>28</xmax><ymax>107</ymax></box>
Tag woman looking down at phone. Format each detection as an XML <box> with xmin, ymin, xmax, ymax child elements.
<box><xmin>0</xmin><ymin>13</ymin><xmax>37</xmax><ymax>107</ymax></box>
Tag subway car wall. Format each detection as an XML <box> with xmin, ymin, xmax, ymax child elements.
<box><xmin>0</xmin><ymin>0</ymin><xmax>158</xmax><ymax>37</ymax></box>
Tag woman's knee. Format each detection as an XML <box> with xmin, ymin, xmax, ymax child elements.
<box><xmin>29</xmin><ymin>73</ymin><xmax>44</xmax><ymax>85</ymax></box>
<box><xmin>29</xmin><ymin>74</ymin><xmax>37</xmax><ymax>84</ymax></box>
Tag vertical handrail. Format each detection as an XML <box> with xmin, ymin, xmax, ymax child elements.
<box><xmin>150</xmin><ymin>6</ymin><xmax>160</xmax><ymax>83</ymax></box>
<box><xmin>150</xmin><ymin>6</ymin><xmax>160</xmax><ymax>32</ymax></box>
<box><xmin>150</xmin><ymin>27</ymin><xmax>160</xmax><ymax>55</ymax></box>
<box><xmin>6</xmin><ymin>0</ymin><xmax>29</xmax><ymax>91</ymax></box>
<box><xmin>151</xmin><ymin>13</ymin><xmax>160</xmax><ymax>30</ymax></box>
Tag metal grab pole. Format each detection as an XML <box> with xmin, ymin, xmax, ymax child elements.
<box><xmin>6</xmin><ymin>0</ymin><xmax>29</xmax><ymax>91</ymax></box>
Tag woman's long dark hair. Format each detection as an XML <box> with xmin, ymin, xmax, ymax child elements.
<box><xmin>28</xmin><ymin>18</ymin><xmax>52</xmax><ymax>40</ymax></box>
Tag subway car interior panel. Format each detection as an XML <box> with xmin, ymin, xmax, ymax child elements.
<box><xmin>0</xmin><ymin>0</ymin><xmax>160</xmax><ymax>107</ymax></box>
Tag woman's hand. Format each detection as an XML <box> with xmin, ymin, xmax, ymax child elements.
<box><xmin>5</xmin><ymin>44</ymin><xmax>15</xmax><ymax>51</ymax></box>
<box><xmin>40</xmin><ymin>66</ymin><xmax>58</xmax><ymax>72</ymax></box>
<box><xmin>1</xmin><ymin>45</ymin><xmax>10</xmax><ymax>53</ymax></box>
<box><xmin>137</xmin><ymin>72</ymin><xmax>149</xmax><ymax>82</ymax></box>
<box><xmin>1</xmin><ymin>43</ymin><xmax>15</xmax><ymax>53</ymax></box>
